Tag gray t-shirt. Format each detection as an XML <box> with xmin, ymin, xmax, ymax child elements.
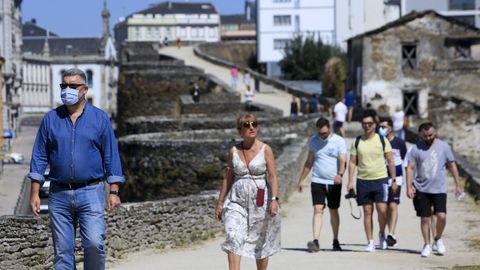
<box><xmin>407</xmin><ymin>139</ymin><xmax>454</xmax><ymax>194</ymax></box>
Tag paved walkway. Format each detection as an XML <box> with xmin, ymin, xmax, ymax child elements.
<box><xmin>160</xmin><ymin>46</ymin><xmax>293</xmax><ymax>117</ymax></box>
<box><xmin>0</xmin><ymin>126</ymin><xmax>37</xmax><ymax>216</ymax></box>
<box><xmin>109</xmin><ymin>139</ymin><xmax>480</xmax><ymax>270</ymax></box>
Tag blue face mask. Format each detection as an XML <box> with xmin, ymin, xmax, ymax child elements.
<box><xmin>378</xmin><ymin>127</ymin><xmax>388</xmax><ymax>137</ymax></box>
<box><xmin>61</xmin><ymin>87</ymin><xmax>80</xmax><ymax>105</ymax></box>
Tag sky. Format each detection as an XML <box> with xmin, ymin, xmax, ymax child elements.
<box><xmin>21</xmin><ymin>0</ymin><xmax>246</xmax><ymax>38</ymax></box>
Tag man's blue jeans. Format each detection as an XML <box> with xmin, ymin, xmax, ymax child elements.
<box><xmin>49</xmin><ymin>182</ymin><xmax>106</xmax><ymax>270</ymax></box>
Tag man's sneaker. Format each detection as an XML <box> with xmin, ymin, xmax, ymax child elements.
<box><xmin>307</xmin><ymin>240</ymin><xmax>320</xmax><ymax>252</ymax></box>
<box><xmin>386</xmin><ymin>234</ymin><xmax>397</xmax><ymax>247</ymax></box>
<box><xmin>421</xmin><ymin>244</ymin><xmax>432</xmax><ymax>257</ymax></box>
<box><xmin>379</xmin><ymin>233</ymin><xmax>387</xmax><ymax>250</ymax></box>
<box><xmin>365</xmin><ymin>240</ymin><xmax>375</xmax><ymax>252</ymax></box>
<box><xmin>332</xmin><ymin>239</ymin><xmax>342</xmax><ymax>251</ymax></box>
<box><xmin>434</xmin><ymin>239</ymin><xmax>446</xmax><ymax>255</ymax></box>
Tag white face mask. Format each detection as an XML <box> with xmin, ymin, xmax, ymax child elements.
<box><xmin>61</xmin><ymin>87</ymin><xmax>80</xmax><ymax>105</ymax></box>
<box><xmin>378</xmin><ymin>127</ymin><xmax>388</xmax><ymax>137</ymax></box>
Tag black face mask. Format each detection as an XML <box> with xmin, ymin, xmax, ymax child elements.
<box><xmin>424</xmin><ymin>138</ymin><xmax>435</xmax><ymax>146</ymax></box>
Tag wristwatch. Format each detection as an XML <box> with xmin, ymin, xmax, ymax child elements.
<box><xmin>271</xmin><ymin>196</ymin><xmax>280</xmax><ymax>202</ymax></box>
<box><xmin>338</xmin><ymin>172</ymin><xmax>344</xmax><ymax>177</ymax></box>
<box><xmin>109</xmin><ymin>190</ymin><xmax>119</xmax><ymax>196</ymax></box>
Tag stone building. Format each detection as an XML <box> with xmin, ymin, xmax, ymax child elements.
<box><xmin>114</xmin><ymin>1</ymin><xmax>220</xmax><ymax>46</ymax></box>
<box><xmin>21</xmin><ymin>1</ymin><xmax>118</xmax><ymax>116</ymax></box>
<box><xmin>0</xmin><ymin>0</ymin><xmax>23</xmax><ymax>141</ymax></box>
<box><xmin>347</xmin><ymin>10</ymin><xmax>480</xmax><ymax>118</ymax></box>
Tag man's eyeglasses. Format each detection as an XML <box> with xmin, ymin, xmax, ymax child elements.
<box><xmin>362</xmin><ymin>122</ymin><xmax>375</xmax><ymax>127</ymax></box>
<box><xmin>60</xmin><ymin>83</ymin><xmax>85</xmax><ymax>89</ymax></box>
<box><xmin>243</xmin><ymin>121</ymin><xmax>257</xmax><ymax>129</ymax></box>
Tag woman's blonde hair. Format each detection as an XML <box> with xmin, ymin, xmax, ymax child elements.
<box><xmin>236</xmin><ymin>114</ymin><xmax>257</xmax><ymax>130</ymax></box>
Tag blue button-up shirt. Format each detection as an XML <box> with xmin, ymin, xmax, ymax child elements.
<box><xmin>28</xmin><ymin>103</ymin><xmax>125</xmax><ymax>185</ymax></box>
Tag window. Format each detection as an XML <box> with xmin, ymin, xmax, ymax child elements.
<box><xmin>449</xmin><ymin>0</ymin><xmax>475</xmax><ymax>10</ymax></box>
<box><xmin>273</xmin><ymin>0</ymin><xmax>291</xmax><ymax>2</ymax></box>
<box><xmin>180</xmin><ymin>27</ymin><xmax>186</xmax><ymax>37</ymax></box>
<box><xmin>199</xmin><ymin>27</ymin><xmax>204</xmax><ymax>37</ymax></box>
<box><xmin>403</xmin><ymin>92</ymin><xmax>418</xmax><ymax>116</ymax></box>
<box><xmin>453</xmin><ymin>45</ymin><xmax>471</xmax><ymax>59</ymax></box>
<box><xmin>450</xmin><ymin>15</ymin><xmax>475</xmax><ymax>26</ymax></box>
<box><xmin>273</xmin><ymin>15</ymin><xmax>291</xmax><ymax>26</ymax></box>
<box><xmin>402</xmin><ymin>44</ymin><xmax>417</xmax><ymax>71</ymax></box>
<box><xmin>294</xmin><ymin>15</ymin><xmax>300</xmax><ymax>32</ymax></box>
<box><xmin>209</xmin><ymin>27</ymin><xmax>216</xmax><ymax>37</ymax></box>
<box><xmin>274</xmin><ymin>39</ymin><xmax>289</xmax><ymax>50</ymax></box>
<box><xmin>86</xmin><ymin>70</ymin><xmax>93</xmax><ymax>88</ymax></box>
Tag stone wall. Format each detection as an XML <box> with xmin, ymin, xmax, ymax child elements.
<box><xmin>118</xmin><ymin>124</ymin><xmax>311</xmax><ymax>202</ymax></box>
<box><xmin>197</xmin><ymin>41</ymin><xmax>257</xmax><ymax>69</ymax></box>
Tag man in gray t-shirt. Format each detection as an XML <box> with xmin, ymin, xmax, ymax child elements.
<box><xmin>406</xmin><ymin>122</ymin><xmax>463</xmax><ymax>258</ymax></box>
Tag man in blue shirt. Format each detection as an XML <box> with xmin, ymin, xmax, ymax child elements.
<box><xmin>296</xmin><ymin>118</ymin><xmax>347</xmax><ymax>252</ymax></box>
<box><xmin>28</xmin><ymin>68</ymin><xmax>125</xmax><ymax>270</ymax></box>
<box><xmin>345</xmin><ymin>90</ymin><xmax>355</xmax><ymax>122</ymax></box>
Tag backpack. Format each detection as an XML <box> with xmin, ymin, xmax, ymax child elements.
<box><xmin>354</xmin><ymin>134</ymin><xmax>385</xmax><ymax>165</ymax></box>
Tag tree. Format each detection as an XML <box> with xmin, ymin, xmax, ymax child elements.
<box><xmin>279</xmin><ymin>35</ymin><xmax>345</xmax><ymax>81</ymax></box>
<box><xmin>323</xmin><ymin>56</ymin><xmax>347</xmax><ymax>99</ymax></box>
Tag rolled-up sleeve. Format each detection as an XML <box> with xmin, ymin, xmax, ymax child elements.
<box><xmin>101</xmin><ymin>116</ymin><xmax>125</xmax><ymax>184</ymax></box>
<box><xmin>28</xmin><ymin>117</ymin><xmax>49</xmax><ymax>185</ymax></box>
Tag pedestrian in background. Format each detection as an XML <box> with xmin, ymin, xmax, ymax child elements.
<box><xmin>406</xmin><ymin>122</ymin><xmax>463</xmax><ymax>257</ymax></box>
<box><xmin>28</xmin><ymin>68</ymin><xmax>125</xmax><ymax>270</ymax></box>
<box><xmin>345</xmin><ymin>90</ymin><xmax>355</xmax><ymax>122</ymax></box>
<box><xmin>333</xmin><ymin>98</ymin><xmax>348</xmax><ymax>137</ymax></box>
<box><xmin>391</xmin><ymin>106</ymin><xmax>405</xmax><ymax>140</ymax></box>
<box><xmin>296</xmin><ymin>118</ymin><xmax>347</xmax><ymax>252</ymax></box>
<box><xmin>244</xmin><ymin>85</ymin><xmax>255</xmax><ymax>110</ymax></box>
<box><xmin>231</xmin><ymin>67</ymin><xmax>239</xmax><ymax>89</ymax></box>
<box><xmin>290</xmin><ymin>95</ymin><xmax>299</xmax><ymax>119</ymax></box>
<box><xmin>215</xmin><ymin>114</ymin><xmax>281</xmax><ymax>270</ymax></box>
<box><xmin>378</xmin><ymin>119</ymin><xmax>407</xmax><ymax>247</ymax></box>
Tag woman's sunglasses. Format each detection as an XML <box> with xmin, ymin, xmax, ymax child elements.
<box><xmin>243</xmin><ymin>121</ymin><xmax>258</xmax><ymax>129</ymax></box>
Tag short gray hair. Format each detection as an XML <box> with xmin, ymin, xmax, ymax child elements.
<box><xmin>62</xmin><ymin>68</ymin><xmax>86</xmax><ymax>84</ymax></box>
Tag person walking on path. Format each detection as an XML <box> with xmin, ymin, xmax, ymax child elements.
<box><xmin>347</xmin><ymin>111</ymin><xmax>397</xmax><ymax>252</ymax></box>
<box><xmin>191</xmin><ymin>82</ymin><xmax>201</xmax><ymax>103</ymax></box>
<box><xmin>28</xmin><ymin>68</ymin><xmax>125</xmax><ymax>270</ymax></box>
<box><xmin>333</xmin><ymin>98</ymin><xmax>348</xmax><ymax>137</ymax></box>
<box><xmin>345</xmin><ymin>90</ymin><xmax>355</xmax><ymax>122</ymax></box>
<box><xmin>405</xmin><ymin>122</ymin><xmax>463</xmax><ymax>257</ymax></box>
<box><xmin>244</xmin><ymin>85</ymin><xmax>255</xmax><ymax>110</ymax></box>
<box><xmin>243</xmin><ymin>72</ymin><xmax>251</xmax><ymax>88</ymax></box>
<box><xmin>391</xmin><ymin>106</ymin><xmax>405</xmax><ymax>140</ymax></box>
<box><xmin>296</xmin><ymin>117</ymin><xmax>347</xmax><ymax>252</ymax></box>
<box><xmin>215</xmin><ymin>114</ymin><xmax>281</xmax><ymax>270</ymax></box>
<box><xmin>231</xmin><ymin>67</ymin><xmax>239</xmax><ymax>89</ymax></box>
<box><xmin>290</xmin><ymin>96</ymin><xmax>299</xmax><ymax>119</ymax></box>
<box><xmin>379</xmin><ymin>119</ymin><xmax>407</xmax><ymax>247</ymax></box>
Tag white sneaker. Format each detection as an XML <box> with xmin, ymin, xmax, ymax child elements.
<box><xmin>365</xmin><ymin>240</ymin><xmax>375</xmax><ymax>252</ymax></box>
<box><xmin>435</xmin><ymin>239</ymin><xmax>446</xmax><ymax>255</ymax></box>
<box><xmin>421</xmin><ymin>244</ymin><xmax>432</xmax><ymax>257</ymax></box>
<box><xmin>379</xmin><ymin>233</ymin><xmax>387</xmax><ymax>250</ymax></box>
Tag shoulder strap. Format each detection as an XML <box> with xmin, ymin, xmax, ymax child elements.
<box><xmin>355</xmin><ymin>136</ymin><xmax>361</xmax><ymax>165</ymax></box>
<box><xmin>379</xmin><ymin>134</ymin><xmax>385</xmax><ymax>152</ymax></box>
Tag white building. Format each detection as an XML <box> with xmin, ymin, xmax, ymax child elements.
<box><xmin>257</xmin><ymin>0</ymin><xmax>401</xmax><ymax>77</ymax></box>
<box><xmin>21</xmin><ymin>2</ymin><xmax>119</xmax><ymax>116</ymax></box>
<box><xmin>114</xmin><ymin>1</ymin><xmax>220</xmax><ymax>45</ymax></box>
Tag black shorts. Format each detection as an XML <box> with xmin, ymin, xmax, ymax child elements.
<box><xmin>388</xmin><ymin>185</ymin><xmax>402</xmax><ymax>204</ymax></box>
<box><xmin>334</xmin><ymin>121</ymin><xmax>344</xmax><ymax>129</ymax></box>
<box><xmin>413</xmin><ymin>191</ymin><xmax>447</xmax><ymax>217</ymax></box>
<box><xmin>311</xmin><ymin>183</ymin><xmax>342</xmax><ymax>209</ymax></box>
<box><xmin>356</xmin><ymin>178</ymin><xmax>389</xmax><ymax>205</ymax></box>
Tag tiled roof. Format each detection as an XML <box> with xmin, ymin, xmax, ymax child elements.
<box><xmin>137</xmin><ymin>1</ymin><xmax>218</xmax><ymax>15</ymax></box>
<box><xmin>221</xmin><ymin>15</ymin><xmax>250</xmax><ymax>25</ymax></box>
<box><xmin>22</xmin><ymin>38</ymin><xmax>103</xmax><ymax>56</ymax></box>
<box><xmin>23</xmin><ymin>22</ymin><xmax>58</xmax><ymax>38</ymax></box>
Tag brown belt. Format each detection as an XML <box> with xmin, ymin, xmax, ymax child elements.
<box><xmin>54</xmin><ymin>179</ymin><xmax>102</xmax><ymax>190</ymax></box>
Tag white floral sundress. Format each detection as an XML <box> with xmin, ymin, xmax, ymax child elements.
<box><xmin>221</xmin><ymin>144</ymin><xmax>281</xmax><ymax>259</ymax></box>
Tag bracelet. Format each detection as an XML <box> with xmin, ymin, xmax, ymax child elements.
<box><xmin>109</xmin><ymin>190</ymin><xmax>119</xmax><ymax>196</ymax></box>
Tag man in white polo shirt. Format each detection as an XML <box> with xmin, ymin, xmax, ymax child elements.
<box><xmin>333</xmin><ymin>98</ymin><xmax>348</xmax><ymax>137</ymax></box>
<box><xmin>297</xmin><ymin>117</ymin><xmax>347</xmax><ymax>252</ymax></box>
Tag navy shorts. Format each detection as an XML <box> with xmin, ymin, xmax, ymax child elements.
<box><xmin>413</xmin><ymin>191</ymin><xmax>447</xmax><ymax>217</ymax></box>
<box><xmin>388</xmin><ymin>185</ymin><xmax>402</xmax><ymax>204</ymax></box>
<box><xmin>311</xmin><ymin>183</ymin><xmax>342</xmax><ymax>209</ymax></box>
<box><xmin>334</xmin><ymin>121</ymin><xmax>344</xmax><ymax>129</ymax></box>
<box><xmin>356</xmin><ymin>178</ymin><xmax>389</xmax><ymax>205</ymax></box>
